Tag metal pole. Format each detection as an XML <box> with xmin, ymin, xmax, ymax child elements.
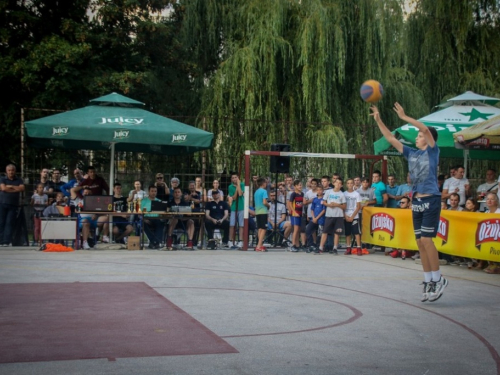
<box><xmin>243</xmin><ymin>151</ymin><xmax>250</xmax><ymax>250</ymax></box>
<box><xmin>109</xmin><ymin>143</ymin><xmax>115</xmax><ymax>195</ymax></box>
<box><xmin>109</xmin><ymin>143</ymin><xmax>115</xmax><ymax>241</ymax></box>
<box><xmin>202</xmin><ymin>117</ymin><xmax>207</xmax><ymax>190</ymax></box>
<box><xmin>20</xmin><ymin>108</ymin><xmax>25</xmax><ymax>201</ymax></box>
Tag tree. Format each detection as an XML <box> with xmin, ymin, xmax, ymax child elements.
<box><xmin>0</xmin><ymin>0</ymin><xmax>199</xmax><ymax>173</ymax></box>
<box><xmin>406</xmin><ymin>0</ymin><xmax>500</xmax><ymax>107</ymax></box>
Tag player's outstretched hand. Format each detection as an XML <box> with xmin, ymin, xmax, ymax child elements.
<box><xmin>393</xmin><ymin>102</ymin><xmax>406</xmax><ymax>119</ymax></box>
<box><xmin>369</xmin><ymin>105</ymin><xmax>380</xmax><ymax>122</ymax></box>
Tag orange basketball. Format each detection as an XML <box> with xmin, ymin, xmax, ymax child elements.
<box><xmin>360</xmin><ymin>80</ymin><xmax>384</xmax><ymax>103</ymax></box>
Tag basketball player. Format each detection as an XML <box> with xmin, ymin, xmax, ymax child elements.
<box><xmin>370</xmin><ymin>103</ymin><xmax>448</xmax><ymax>302</ymax></box>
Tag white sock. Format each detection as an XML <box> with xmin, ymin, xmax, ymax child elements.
<box><xmin>431</xmin><ymin>271</ymin><xmax>442</xmax><ymax>282</ymax></box>
<box><xmin>424</xmin><ymin>272</ymin><xmax>432</xmax><ymax>283</ymax></box>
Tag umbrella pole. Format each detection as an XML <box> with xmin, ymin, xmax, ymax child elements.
<box><xmin>109</xmin><ymin>143</ymin><xmax>115</xmax><ymax>243</ymax></box>
<box><xmin>109</xmin><ymin>143</ymin><xmax>115</xmax><ymax>195</ymax></box>
<box><xmin>464</xmin><ymin>150</ymin><xmax>469</xmax><ymax>177</ymax></box>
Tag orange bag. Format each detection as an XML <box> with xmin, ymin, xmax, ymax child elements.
<box><xmin>42</xmin><ymin>243</ymin><xmax>74</xmax><ymax>252</ymax></box>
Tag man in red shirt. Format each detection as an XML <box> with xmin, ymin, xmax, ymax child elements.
<box><xmin>72</xmin><ymin>166</ymin><xmax>109</xmax><ymax>197</ymax></box>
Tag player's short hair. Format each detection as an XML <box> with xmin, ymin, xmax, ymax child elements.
<box><xmin>428</xmin><ymin>126</ymin><xmax>438</xmax><ymax>141</ymax></box>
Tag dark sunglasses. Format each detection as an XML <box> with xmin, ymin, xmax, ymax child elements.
<box><xmin>157</xmin><ymin>177</ymin><xmax>163</xmax><ymax>179</ymax></box>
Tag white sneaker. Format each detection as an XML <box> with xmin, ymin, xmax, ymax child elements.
<box><xmin>102</xmin><ymin>235</ymin><xmax>110</xmax><ymax>243</ymax></box>
<box><xmin>228</xmin><ymin>241</ymin><xmax>234</xmax><ymax>248</ymax></box>
<box><xmin>421</xmin><ymin>282</ymin><xmax>430</xmax><ymax>302</ymax></box>
<box><xmin>236</xmin><ymin>241</ymin><xmax>243</xmax><ymax>248</ymax></box>
<box><xmin>428</xmin><ymin>277</ymin><xmax>448</xmax><ymax>302</ymax></box>
<box><xmin>82</xmin><ymin>241</ymin><xmax>90</xmax><ymax>250</ymax></box>
<box><xmin>123</xmin><ymin>237</ymin><xmax>128</xmax><ymax>244</ymax></box>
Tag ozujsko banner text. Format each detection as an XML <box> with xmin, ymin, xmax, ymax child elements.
<box><xmin>361</xmin><ymin>207</ymin><xmax>500</xmax><ymax>261</ymax></box>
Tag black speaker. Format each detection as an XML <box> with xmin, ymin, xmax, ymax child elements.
<box><xmin>270</xmin><ymin>144</ymin><xmax>290</xmax><ymax>173</ymax></box>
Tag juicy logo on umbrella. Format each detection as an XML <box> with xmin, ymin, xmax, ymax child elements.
<box><xmin>172</xmin><ymin>134</ymin><xmax>187</xmax><ymax>143</ymax></box>
<box><xmin>113</xmin><ymin>130</ymin><xmax>130</xmax><ymax>139</ymax></box>
<box><xmin>99</xmin><ymin>117</ymin><xmax>144</xmax><ymax>125</ymax></box>
<box><xmin>52</xmin><ymin>127</ymin><xmax>69</xmax><ymax>136</ymax></box>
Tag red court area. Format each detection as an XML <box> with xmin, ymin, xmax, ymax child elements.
<box><xmin>0</xmin><ymin>282</ymin><xmax>238</xmax><ymax>363</ymax></box>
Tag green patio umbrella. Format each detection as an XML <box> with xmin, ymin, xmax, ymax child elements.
<box><xmin>454</xmin><ymin>113</ymin><xmax>500</xmax><ymax>151</ymax></box>
<box><xmin>25</xmin><ymin>92</ymin><xmax>214</xmax><ymax>192</ymax></box>
<box><xmin>374</xmin><ymin>91</ymin><xmax>500</xmax><ymax>161</ymax></box>
<box><xmin>25</xmin><ymin>92</ymin><xmax>213</xmax><ymax>154</ymax></box>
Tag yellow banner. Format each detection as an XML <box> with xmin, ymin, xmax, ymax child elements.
<box><xmin>361</xmin><ymin>207</ymin><xmax>500</xmax><ymax>262</ymax></box>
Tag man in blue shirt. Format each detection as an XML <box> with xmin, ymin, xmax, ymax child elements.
<box><xmin>0</xmin><ymin>164</ymin><xmax>25</xmax><ymax>246</ymax></box>
<box><xmin>386</xmin><ymin>175</ymin><xmax>399</xmax><ymax>208</ymax></box>
<box><xmin>371</xmin><ymin>102</ymin><xmax>448</xmax><ymax>303</ymax></box>
<box><xmin>371</xmin><ymin>170</ymin><xmax>387</xmax><ymax>207</ymax></box>
<box><xmin>395</xmin><ymin>172</ymin><xmax>412</xmax><ymax>201</ymax></box>
<box><xmin>205</xmin><ymin>190</ymin><xmax>230</xmax><ymax>249</ymax></box>
<box><xmin>305</xmin><ymin>185</ymin><xmax>326</xmax><ymax>252</ymax></box>
<box><xmin>61</xmin><ymin>169</ymin><xmax>84</xmax><ymax>201</ymax></box>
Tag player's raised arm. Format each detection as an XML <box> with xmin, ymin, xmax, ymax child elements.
<box><xmin>370</xmin><ymin>105</ymin><xmax>403</xmax><ymax>153</ymax></box>
<box><xmin>393</xmin><ymin>102</ymin><xmax>435</xmax><ymax>148</ymax></box>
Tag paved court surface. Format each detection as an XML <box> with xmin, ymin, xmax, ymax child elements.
<box><xmin>1</xmin><ymin>247</ymin><xmax>500</xmax><ymax>375</ymax></box>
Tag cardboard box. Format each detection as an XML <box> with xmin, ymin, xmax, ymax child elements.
<box><xmin>127</xmin><ymin>236</ymin><xmax>141</xmax><ymax>250</ymax></box>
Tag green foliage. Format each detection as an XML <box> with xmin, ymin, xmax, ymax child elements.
<box><xmin>187</xmin><ymin>0</ymin><xmax>419</xmax><ymax>178</ymax></box>
<box><xmin>406</xmin><ymin>0</ymin><xmax>500</xmax><ymax>107</ymax></box>
<box><xmin>0</xmin><ymin>0</ymin><xmax>198</xmax><ymax>170</ymax></box>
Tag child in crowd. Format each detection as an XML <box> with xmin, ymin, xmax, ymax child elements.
<box><xmin>31</xmin><ymin>183</ymin><xmax>48</xmax><ymax>246</ymax></box>
<box><xmin>254</xmin><ymin>177</ymin><xmax>269</xmax><ymax>252</ymax></box>
<box><xmin>343</xmin><ymin>178</ymin><xmax>362</xmax><ymax>255</ymax></box>
<box><xmin>357</xmin><ymin>177</ymin><xmax>376</xmax><ymax>252</ymax></box>
<box><xmin>288</xmin><ymin>179</ymin><xmax>304</xmax><ymax>252</ymax></box>
<box><xmin>318</xmin><ymin>178</ymin><xmax>346</xmax><ymax>255</ymax></box>
<box><xmin>305</xmin><ymin>185</ymin><xmax>326</xmax><ymax>252</ymax></box>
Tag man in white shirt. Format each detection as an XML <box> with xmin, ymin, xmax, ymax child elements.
<box><xmin>476</xmin><ymin>169</ymin><xmax>498</xmax><ymax>212</ymax></box>
<box><xmin>442</xmin><ymin>166</ymin><xmax>469</xmax><ymax>206</ymax></box>
<box><xmin>498</xmin><ymin>174</ymin><xmax>500</xmax><ymax>203</ymax></box>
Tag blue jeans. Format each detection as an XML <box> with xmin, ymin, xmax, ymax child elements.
<box><xmin>0</xmin><ymin>204</ymin><xmax>18</xmax><ymax>245</ymax></box>
<box><xmin>305</xmin><ymin>221</ymin><xmax>320</xmax><ymax>247</ymax></box>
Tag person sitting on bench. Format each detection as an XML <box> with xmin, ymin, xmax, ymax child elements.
<box><xmin>165</xmin><ymin>187</ymin><xmax>195</xmax><ymax>250</ymax></box>
<box><xmin>205</xmin><ymin>190</ymin><xmax>230</xmax><ymax>249</ymax></box>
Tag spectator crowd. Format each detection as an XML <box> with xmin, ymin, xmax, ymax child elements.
<box><xmin>0</xmin><ymin>163</ymin><xmax>499</xmax><ymax>274</ymax></box>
